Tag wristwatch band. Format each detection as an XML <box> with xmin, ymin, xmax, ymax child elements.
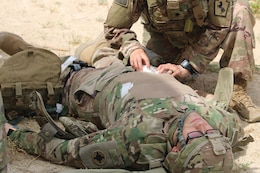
<box><xmin>180</xmin><ymin>60</ymin><xmax>198</xmax><ymax>79</ymax></box>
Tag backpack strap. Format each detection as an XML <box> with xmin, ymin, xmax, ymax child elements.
<box><xmin>14</xmin><ymin>81</ymin><xmax>57</xmax><ymax>106</ymax></box>
<box><xmin>30</xmin><ymin>91</ymin><xmax>76</xmax><ymax>141</ymax></box>
<box><xmin>62</xmin><ymin>60</ymin><xmax>92</xmax><ymax>87</ymax></box>
<box><xmin>15</xmin><ymin>82</ymin><xmax>23</xmax><ymax>106</ymax></box>
<box><xmin>46</xmin><ymin>82</ymin><xmax>55</xmax><ymax>105</ymax></box>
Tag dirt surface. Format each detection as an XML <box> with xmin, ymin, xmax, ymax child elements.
<box><xmin>1</xmin><ymin>0</ymin><xmax>260</xmax><ymax>172</ymax></box>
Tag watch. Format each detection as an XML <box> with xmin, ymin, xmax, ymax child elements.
<box><xmin>180</xmin><ymin>60</ymin><xmax>199</xmax><ymax>79</ymax></box>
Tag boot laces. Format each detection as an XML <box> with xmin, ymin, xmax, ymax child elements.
<box><xmin>234</xmin><ymin>90</ymin><xmax>255</xmax><ymax>109</ymax></box>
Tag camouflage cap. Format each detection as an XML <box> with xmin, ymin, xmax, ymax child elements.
<box><xmin>163</xmin><ymin>134</ymin><xmax>233</xmax><ymax>173</ymax></box>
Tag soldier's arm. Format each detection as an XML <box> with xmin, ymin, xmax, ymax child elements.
<box><xmin>7</xmin><ymin>123</ymin><xmax>139</xmax><ymax>169</ymax></box>
<box><xmin>181</xmin><ymin>27</ymin><xmax>229</xmax><ymax>74</ymax></box>
<box><xmin>104</xmin><ymin>0</ymin><xmax>145</xmax><ymax>63</ymax></box>
<box><xmin>181</xmin><ymin>0</ymin><xmax>233</xmax><ymax>74</ymax></box>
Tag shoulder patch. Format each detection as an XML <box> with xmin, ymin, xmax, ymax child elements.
<box><xmin>114</xmin><ymin>0</ymin><xmax>128</xmax><ymax>7</ymax></box>
<box><xmin>208</xmin><ymin>0</ymin><xmax>232</xmax><ymax>27</ymax></box>
<box><xmin>214</xmin><ymin>0</ymin><xmax>230</xmax><ymax>17</ymax></box>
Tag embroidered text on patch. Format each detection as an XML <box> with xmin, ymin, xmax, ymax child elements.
<box><xmin>214</xmin><ymin>0</ymin><xmax>230</xmax><ymax>17</ymax></box>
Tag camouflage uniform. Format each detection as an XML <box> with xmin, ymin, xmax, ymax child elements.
<box><xmin>0</xmin><ymin>94</ymin><xmax>8</xmax><ymax>173</ymax></box>
<box><xmin>97</xmin><ymin>0</ymin><xmax>259</xmax><ymax>122</ymax></box>
<box><xmin>103</xmin><ymin>0</ymin><xmax>255</xmax><ymax>80</ymax></box>
<box><xmin>9</xmin><ymin>63</ymin><xmax>242</xmax><ymax>172</ymax></box>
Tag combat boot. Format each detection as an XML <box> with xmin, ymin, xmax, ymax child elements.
<box><xmin>0</xmin><ymin>32</ymin><xmax>33</xmax><ymax>55</ymax></box>
<box><xmin>230</xmin><ymin>78</ymin><xmax>260</xmax><ymax>123</ymax></box>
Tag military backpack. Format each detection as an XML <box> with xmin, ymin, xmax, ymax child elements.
<box><xmin>0</xmin><ymin>47</ymin><xmax>63</xmax><ymax>120</ymax></box>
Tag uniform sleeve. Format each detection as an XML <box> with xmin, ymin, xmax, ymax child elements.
<box><xmin>181</xmin><ymin>27</ymin><xmax>229</xmax><ymax>73</ymax></box>
<box><xmin>104</xmin><ymin>0</ymin><xmax>146</xmax><ymax>63</ymax></box>
<box><xmin>182</xmin><ymin>0</ymin><xmax>233</xmax><ymax>73</ymax></box>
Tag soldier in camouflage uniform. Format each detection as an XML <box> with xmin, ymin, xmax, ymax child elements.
<box><xmin>76</xmin><ymin>0</ymin><xmax>259</xmax><ymax>123</ymax></box>
<box><xmin>6</xmin><ymin>59</ymin><xmax>244</xmax><ymax>172</ymax></box>
<box><xmin>0</xmin><ymin>31</ymin><xmax>250</xmax><ymax>172</ymax></box>
<box><xmin>0</xmin><ymin>30</ymin><xmax>249</xmax><ymax>173</ymax></box>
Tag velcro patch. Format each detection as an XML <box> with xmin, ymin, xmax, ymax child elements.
<box><xmin>214</xmin><ymin>0</ymin><xmax>230</xmax><ymax>17</ymax></box>
<box><xmin>114</xmin><ymin>0</ymin><xmax>128</xmax><ymax>7</ymax></box>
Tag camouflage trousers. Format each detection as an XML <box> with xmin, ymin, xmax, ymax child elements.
<box><xmin>142</xmin><ymin>1</ymin><xmax>255</xmax><ymax>81</ymax></box>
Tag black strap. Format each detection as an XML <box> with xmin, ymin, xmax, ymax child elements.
<box><xmin>64</xmin><ymin>60</ymin><xmax>93</xmax><ymax>86</ymax></box>
<box><xmin>70</xmin><ymin>60</ymin><xmax>90</xmax><ymax>70</ymax></box>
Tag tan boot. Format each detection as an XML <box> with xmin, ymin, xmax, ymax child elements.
<box><xmin>230</xmin><ymin>78</ymin><xmax>260</xmax><ymax>123</ymax></box>
<box><xmin>0</xmin><ymin>32</ymin><xmax>33</xmax><ymax>55</ymax></box>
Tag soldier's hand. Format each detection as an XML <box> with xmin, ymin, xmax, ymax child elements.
<box><xmin>130</xmin><ymin>48</ymin><xmax>150</xmax><ymax>71</ymax></box>
<box><xmin>156</xmin><ymin>63</ymin><xmax>190</xmax><ymax>78</ymax></box>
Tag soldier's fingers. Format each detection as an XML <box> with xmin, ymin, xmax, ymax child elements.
<box><xmin>142</xmin><ymin>56</ymin><xmax>150</xmax><ymax>69</ymax></box>
<box><xmin>130</xmin><ymin>57</ymin><xmax>138</xmax><ymax>70</ymax></box>
<box><xmin>136</xmin><ymin>58</ymin><xmax>144</xmax><ymax>71</ymax></box>
<box><xmin>156</xmin><ymin>64</ymin><xmax>166</xmax><ymax>72</ymax></box>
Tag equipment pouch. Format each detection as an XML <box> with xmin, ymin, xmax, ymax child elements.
<box><xmin>0</xmin><ymin>48</ymin><xmax>63</xmax><ymax>119</ymax></box>
<box><xmin>79</xmin><ymin>141</ymin><xmax>125</xmax><ymax>168</ymax></box>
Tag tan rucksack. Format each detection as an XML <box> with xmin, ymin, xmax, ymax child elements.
<box><xmin>0</xmin><ymin>48</ymin><xmax>63</xmax><ymax>120</ymax></box>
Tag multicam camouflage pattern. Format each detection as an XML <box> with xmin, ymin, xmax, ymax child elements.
<box><xmin>103</xmin><ymin>0</ymin><xmax>255</xmax><ymax>80</ymax></box>
<box><xmin>220</xmin><ymin>0</ymin><xmax>256</xmax><ymax>81</ymax></box>
<box><xmin>9</xmin><ymin>63</ymin><xmax>242</xmax><ymax>172</ymax></box>
<box><xmin>164</xmin><ymin>136</ymin><xmax>233</xmax><ymax>173</ymax></box>
<box><xmin>0</xmin><ymin>111</ymin><xmax>8</xmax><ymax>173</ymax></box>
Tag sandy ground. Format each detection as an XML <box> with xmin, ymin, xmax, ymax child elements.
<box><xmin>1</xmin><ymin>0</ymin><xmax>260</xmax><ymax>172</ymax></box>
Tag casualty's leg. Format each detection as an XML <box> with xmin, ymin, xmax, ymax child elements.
<box><xmin>208</xmin><ymin>67</ymin><xmax>234</xmax><ymax>110</ymax></box>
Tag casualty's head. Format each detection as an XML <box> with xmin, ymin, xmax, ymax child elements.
<box><xmin>164</xmin><ymin>111</ymin><xmax>233</xmax><ymax>173</ymax></box>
